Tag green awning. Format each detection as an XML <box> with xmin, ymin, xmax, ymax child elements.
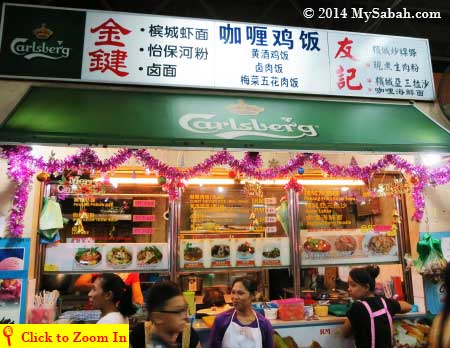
<box><xmin>1</xmin><ymin>86</ymin><xmax>449</xmax><ymax>152</ymax></box>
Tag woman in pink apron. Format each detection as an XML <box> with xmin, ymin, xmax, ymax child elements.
<box><xmin>208</xmin><ymin>277</ymin><xmax>273</xmax><ymax>348</ymax></box>
<box><xmin>342</xmin><ymin>265</ymin><xmax>412</xmax><ymax>348</ymax></box>
<box><xmin>429</xmin><ymin>263</ymin><xmax>450</xmax><ymax>348</ymax></box>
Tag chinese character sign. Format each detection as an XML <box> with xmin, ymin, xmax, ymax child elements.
<box><xmin>87</xmin><ymin>18</ymin><xmax>131</xmax><ymax>77</ymax></box>
<box><xmin>328</xmin><ymin>32</ymin><xmax>433</xmax><ymax>98</ymax></box>
<box><xmin>82</xmin><ymin>12</ymin><xmax>215</xmax><ymax>86</ymax></box>
<box><xmin>214</xmin><ymin>23</ymin><xmax>329</xmax><ymax>93</ymax></box>
<box><xmin>76</xmin><ymin>10</ymin><xmax>434</xmax><ymax>99</ymax></box>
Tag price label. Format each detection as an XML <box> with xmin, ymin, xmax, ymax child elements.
<box><xmin>44</xmin><ymin>264</ymin><xmax>58</xmax><ymax>272</ymax></box>
<box><xmin>373</xmin><ymin>225</ymin><xmax>392</xmax><ymax>232</ymax></box>
<box><xmin>132</xmin><ymin>227</ymin><xmax>154</xmax><ymax>235</ymax></box>
<box><xmin>387</xmin><ymin>229</ymin><xmax>398</xmax><ymax>237</ymax></box>
<box><xmin>265</xmin><ymin>206</ymin><xmax>276</xmax><ymax>214</ymax></box>
<box><xmin>262</xmin><ymin>259</ymin><xmax>281</xmax><ymax>266</ymax></box>
<box><xmin>360</xmin><ymin>225</ymin><xmax>374</xmax><ymax>233</ymax></box>
<box><xmin>265</xmin><ymin>226</ymin><xmax>277</xmax><ymax>233</ymax></box>
<box><xmin>264</xmin><ymin>197</ymin><xmax>277</xmax><ymax>205</ymax></box>
<box><xmin>133</xmin><ymin>215</ymin><xmax>155</xmax><ymax>222</ymax></box>
<box><xmin>133</xmin><ymin>200</ymin><xmax>156</xmax><ymax>207</ymax></box>
<box><xmin>265</xmin><ymin>216</ymin><xmax>277</xmax><ymax>223</ymax></box>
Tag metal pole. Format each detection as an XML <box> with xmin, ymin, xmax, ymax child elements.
<box><xmin>168</xmin><ymin>189</ymin><xmax>181</xmax><ymax>282</ymax></box>
<box><xmin>288</xmin><ymin>189</ymin><xmax>301</xmax><ymax>298</ymax></box>
<box><xmin>36</xmin><ymin>183</ymin><xmax>51</xmax><ymax>292</ymax></box>
<box><xmin>394</xmin><ymin>195</ymin><xmax>414</xmax><ymax>303</ymax></box>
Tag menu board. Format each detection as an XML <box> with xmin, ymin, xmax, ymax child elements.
<box><xmin>209</xmin><ymin>239</ymin><xmax>232</xmax><ymax>268</ymax></box>
<box><xmin>180</xmin><ymin>237</ymin><xmax>290</xmax><ymax>269</ymax></box>
<box><xmin>57</xmin><ymin>192</ymin><xmax>166</xmax><ymax>240</ymax></box>
<box><xmin>180</xmin><ymin>240</ymin><xmax>205</xmax><ymax>269</ymax></box>
<box><xmin>300</xmin><ymin>229</ymin><xmax>399</xmax><ymax>266</ymax></box>
<box><xmin>235</xmin><ymin>238</ymin><xmax>258</xmax><ymax>267</ymax></box>
<box><xmin>302</xmin><ymin>188</ymin><xmax>357</xmax><ymax>229</ymax></box>
<box><xmin>260</xmin><ymin>237</ymin><xmax>289</xmax><ymax>266</ymax></box>
<box><xmin>185</xmin><ymin>188</ymin><xmax>286</xmax><ymax>235</ymax></box>
<box><xmin>44</xmin><ymin>242</ymin><xmax>169</xmax><ymax>272</ymax></box>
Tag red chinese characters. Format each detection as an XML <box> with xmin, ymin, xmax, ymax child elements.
<box><xmin>336</xmin><ymin>65</ymin><xmax>362</xmax><ymax>90</ymax></box>
<box><xmin>334</xmin><ymin>36</ymin><xmax>362</xmax><ymax>91</ymax></box>
<box><xmin>334</xmin><ymin>37</ymin><xmax>357</xmax><ymax>61</ymax></box>
<box><xmin>88</xmin><ymin>18</ymin><xmax>131</xmax><ymax>77</ymax></box>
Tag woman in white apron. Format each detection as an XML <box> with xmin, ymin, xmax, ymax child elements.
<box><xmin>341</xmin><ymin>265</ymin><xmax>412</xmax><ymax>348</ymax></box>
<box><xmin>208</xmin><ymin>277</ymin><xmax>273</xmax><ymax>348</ymax></box>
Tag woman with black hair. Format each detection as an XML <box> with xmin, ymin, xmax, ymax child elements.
<box><xmin>88</xmin><ymin>273</ymin><xmax>136</xmax><ymax>324</ymax></box>
<box><xmin>196</xmin><ymin>288</ymin><xmax>231</xmax><ymax>317</ymax></box>
<box><xmin>429</xmin><ymin>262</ymin><xmax>450</xmax><ymax>348</ymax></box>
<box><xmin>342</xmin><ymin>265</ymin><xmax>411</xmax><ymax>348</ymax></box>
<box><xmin>208</xmin><ymin>276</ymin><xmax>273</xmax><ymax>348</ymax></box>
<box><xmin>203</xmin><ymin>288</ymin><xmax>226</xmax><ymax>308</ymax></box>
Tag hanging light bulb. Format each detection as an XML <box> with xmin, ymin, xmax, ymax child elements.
<box><xmin>421</xmin><ymin>154</ymin><xmax>441</xmax><ymax>167</ymax></box>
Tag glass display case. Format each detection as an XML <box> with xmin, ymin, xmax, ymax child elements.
<box><xmin>297</xmin><ymin>172</ymin><xmax>412</xmax><ymax>302</ymax></box>
<box><xmin>39</xmin><ymin>171</ymin><xmax>170</xmax><ymax>309</ymax></box>
<box><xmin>179</xmin><ymin>183</ymin><xmax>290</xmax><ymax>270</ymax></box>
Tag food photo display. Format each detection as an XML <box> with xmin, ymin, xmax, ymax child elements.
<box><xmin>301</xmin><ymin>229</ymin><xmax>399</xmax><ymax>266</ymax></box>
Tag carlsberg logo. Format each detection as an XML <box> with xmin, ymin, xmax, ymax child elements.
<box><xmin>11</xmin><ymin>38</ymin><xmax>71</xmax><ymax>60</ymax></box>
<box><xmin>179</xmin><ymin>114</ymin><xmax>318</xmax><ymax>139</ymax></box>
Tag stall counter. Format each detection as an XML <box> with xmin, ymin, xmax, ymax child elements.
<box><xmin>193</xmin><ymin>312</ymin><xmax>428</xmax><ymax>348</ymax></box>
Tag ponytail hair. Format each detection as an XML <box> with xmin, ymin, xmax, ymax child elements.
<box><xmin>349</xmin><ymin>265</ymin><xmax>380</xmax><ymax>291</ymax></box>
<box><xmin>94</xmin><ymin>273</ymin><xmax>137</xmax><ymax>317</ymax></box>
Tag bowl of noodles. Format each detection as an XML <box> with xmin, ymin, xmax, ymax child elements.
<box><xmin>74</xmin><ymin>247</ymin><xmax>102</xmax><ymax>267</ymax></box>
<box><xmin>137</xmin><ymin>246</ymin><xmax>163</xmax><ymax>266</ymax></box>
<box><xmin>106</xmin><ymin>246</ymin><xmax>132</xmax><ymax>267</ymax></box>
<box><xmin>363</xmin><ymin>234</ymin><xmax>397</xmax><ymax>256</ymax></box>
<box><xmin>334</xmin><ymin>235</ymin><xmax>357</xmax><ymax>256</ymax></box>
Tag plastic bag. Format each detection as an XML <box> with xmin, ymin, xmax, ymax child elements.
<box><xmin>412</xmin><ymin>233</ymin><xmax>447</xmax><ymax>281</ymax></box>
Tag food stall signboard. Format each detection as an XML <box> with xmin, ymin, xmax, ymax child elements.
<box><xmin>0</xmin><ymin>3</ymin><xmax>434</xmax><ymax>100</ymax></box>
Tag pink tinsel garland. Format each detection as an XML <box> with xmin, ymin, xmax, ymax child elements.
<box><xmin>1</xmin><ymin>146</ymin><xmax>449</xmax><ymax>237</ymax></box>
<box><xmin>284</xmin><ymin>177</ymin><xmax>303</xmax><ymax>193</ymax></box>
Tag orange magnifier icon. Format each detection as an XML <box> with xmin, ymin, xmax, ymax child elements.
<box><xmin>3</xmin><ymin>325</ymin><xmax>13</xmax><ymax>347</ymax></box>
